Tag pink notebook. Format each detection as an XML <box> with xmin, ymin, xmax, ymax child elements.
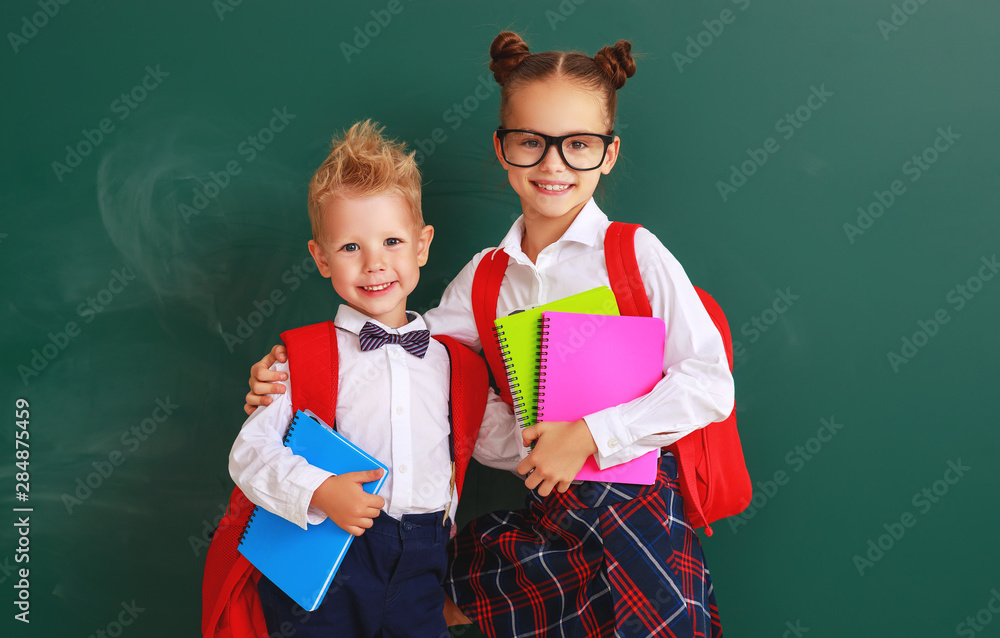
<box><xmin>538</xmin><ymin>312</ymin><xmax>666</xmax><ymax>485</ymax></box>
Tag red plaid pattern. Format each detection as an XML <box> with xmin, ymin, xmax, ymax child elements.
<box><xmin>447</xmin><ymin>454</ymin><xmax>722</xmax><ymax>638</ymax></box>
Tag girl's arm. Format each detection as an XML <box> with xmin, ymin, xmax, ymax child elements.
<box><xmin>244</xmin><ymin>345</ymin><xmax>287</xmax><ymax>414</ymax></box>
<box><xmin>582</xmin><ymin>227</ymin><xmax>735</xmax><ymax>467</ymax></box>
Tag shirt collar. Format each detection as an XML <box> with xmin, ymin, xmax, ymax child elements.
<box><xmin>333</xmin><ymin>304</ymin><xmax>426</xmax><ymax>336</ymax></box>
<box><xmin>497</xmin><ymin>198</ymin><xmax>608</xmax><ymax>263</ymax></box>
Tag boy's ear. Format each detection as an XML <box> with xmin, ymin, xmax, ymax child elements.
<box><xmin>416</xmin><ymin>224</ymin><xmax>434</xmax><ymax>267</ymax></box>
<box><xmin>600</xmin><ymin>135</ymin><xmax>621</xmax><ymax>175</ymax></box>
<box><xmin>307</xmin><ymin>239</ymin><xmax>333</xmax><ymax>278</ymax></box>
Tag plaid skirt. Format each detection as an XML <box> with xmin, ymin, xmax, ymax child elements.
<box><xmin>446</xmin><ymin>454</ymin><xmax>722</xmax><ymax>638</ymax></box>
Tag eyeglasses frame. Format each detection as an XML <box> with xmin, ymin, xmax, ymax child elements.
<box><xmin>495</xmin><ymin>128</ymin><xmax>616</xmax><ymax>171</ymax></box>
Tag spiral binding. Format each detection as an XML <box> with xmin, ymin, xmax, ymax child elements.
<box><xmin>493</xmin><ymin>325</ymin><xmax>531</xmax><ymax>427</ymax></box>
<box><xmin>237</xmin><ymin>506</ymin><xmax>258</xmax><ymax>547</ymax></box>
<box><xmin>282</xmin><ymin>413</ymin><xmax>300</xmax><ymax>445</ymax></box>
<box><xmin>536</xmin><ymin>319</ymin><xmax>550</xmax><ymax>421</ymax></box>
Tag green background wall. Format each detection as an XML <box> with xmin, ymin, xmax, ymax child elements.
<box><xmin>3</xmin><ymin>0</ymin><xmax>998</xmax><ymax>635</ymax></box>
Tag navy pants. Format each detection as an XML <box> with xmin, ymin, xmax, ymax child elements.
<box><xmin>258</xmin><ymin>510</ymin><xmax>450</xmax><ymax>638</ymax></box>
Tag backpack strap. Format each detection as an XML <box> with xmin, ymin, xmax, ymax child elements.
<box><xmin>604</xmin><ymin>221</ymin><xmax>718</xmax><ymax>535</ymax></box>
<box><xmin>280</xmin><ymin>321</ymin><xmax>339</xmax><ymax>425</ymax></box>
<box><xmin>604</xmin><ymin>222</ymin><xmax>652</xmax><ymax>318</ymax></box>
<box><xmin>434</xmin><ymin>335</ymin><xmax>489</xmax><ymax>501</ymax></box>
<box><xmin>471</xmin><ymin>249</ymin><xmax>514</xmax><ymax>406</ymax></box>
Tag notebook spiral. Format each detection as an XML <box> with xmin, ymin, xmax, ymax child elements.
<box><xmin>536</xmin><ymin>318</ymin><xmax>551</xmax><ymax>422</ymax></box>
<box><xmin>237</xmin><ymin>507</ymin><xmax>258</xmax><ymax>547</ymax></box>
<box><xmin>493</xmin><ymin>325</ymin><xmax>531</xmax><ymax>427</ymax></box>
<box><xmin>282</xmin><ymin>412</ymin><xmax>302</xmax><ymax>445</ymax></box>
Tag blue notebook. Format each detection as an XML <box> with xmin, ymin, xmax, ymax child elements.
<box><xmin>237</xmin><ymin>409</ymin><xmax>388</xmax><ymax>612</ymax></box>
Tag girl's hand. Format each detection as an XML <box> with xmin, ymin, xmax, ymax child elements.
<box><xmin>310</xmin><ymin>470</ymin><xmax>386</xmax><ymax>536</ymax></box>
<box><xmin>517</xmin><ymin>419</ymin><xmax>598</xmax><ymax>497</ymax></box>
<box><xmin>243</xmin><ymin>345</ymin><xmax>288</xmax><ymax>415</ymax></box>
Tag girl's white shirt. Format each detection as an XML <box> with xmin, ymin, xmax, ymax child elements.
<box><xmin>424</xmin><ymin>198</ymin><xmax>735</xmax><ymax>469</ymax></box>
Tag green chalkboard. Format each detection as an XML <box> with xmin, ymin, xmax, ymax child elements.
<box><xmin>2</xmin><ymin>0</ymin><xmax>999</xmax><ymax>636</ymax></box>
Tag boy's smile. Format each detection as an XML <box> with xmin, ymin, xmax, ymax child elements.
<box><xmin>308</xmin><ymin>193</ymin><xmax>433</xmax><ymax>328</ymax></box>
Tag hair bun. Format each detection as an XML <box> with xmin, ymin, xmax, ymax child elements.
<box><xmin>490</xmin><ymin>31</ymin><xmax>531</xmax><ymax>86</ymax></box>
<box><xmin>593</xmin><ymin>40</ymin><xmax>636</xmax><ymax>90</ymax></box>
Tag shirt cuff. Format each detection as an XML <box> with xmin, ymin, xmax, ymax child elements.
<box><xmin>286</xmin><ymin>465</ymin><xmax>335</xmax><ymax>529</ymax></box>
<box><xmin>583</xmin><ymin>406</ymin><xmax>636</xmax><ymax>465</ymax></box>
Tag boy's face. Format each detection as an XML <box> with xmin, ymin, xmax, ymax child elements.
<box><xmin>308</xmin><ymin>193</ymin><xmax>433</xmax><ymax>328</ymax></box>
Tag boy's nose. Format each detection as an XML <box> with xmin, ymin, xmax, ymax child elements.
<box><xmin>364</xmin><ymin>255</ymin><xmax>386</xmax><ymax>272</ymax></box>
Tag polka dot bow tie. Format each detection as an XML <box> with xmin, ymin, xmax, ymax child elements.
<box><xmin>358</xmin><ymin>321</ymin><xmax>430</xmax><ymax>358</ymax></box>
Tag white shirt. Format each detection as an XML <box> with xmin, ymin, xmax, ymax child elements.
<box><xmin>229</xmin><ymin>305</ymin><xmax>522</xmax><ymax>529</ymax></box>
<box><xmin>424</xmin><ymin>198</ymin><xmax>735</xmax><ymax>469</ymax></box>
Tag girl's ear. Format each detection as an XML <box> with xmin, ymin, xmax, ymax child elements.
<box><xmin>600</xmin><ymin>135</ymin><xmax>621</xmax><ymax>175</ymax></box>
<box><xmin>307</xmin><ymin>239</ymin><xmax>333</xmax><ymax>278</ymax></box>
<box><xmin>493</xmin><ymin>131</ymin><xmax>509</xmax><ymax>169</ymax></box>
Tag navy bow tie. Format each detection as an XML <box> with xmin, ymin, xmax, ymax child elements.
<box><xmin>359</xmin><ymin>322</ymin><xmax>430</xmax><ymax>358</ymax></box>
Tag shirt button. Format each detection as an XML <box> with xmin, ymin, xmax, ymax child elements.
<box><xmin>608</xmin><ymin>438</ymin><xmax>619</xmax><ymax>448</ymax></box>
<box><xmin>395</xmin><ymin>406</ymin><xmax>404</xmax><ymax>415</ymax></box>
<box><xmin>391</xmin><ymin>349</ymin><xmax>401</xmax><ymax>359</ymax></box>
<box><xmin>399</xmin><ymin>464</ymin><xmax>408</xmax><ymax>474</ymax></box>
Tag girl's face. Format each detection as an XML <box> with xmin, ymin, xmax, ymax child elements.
<box><xmin>494</xmin><ymin>77</ymin><xmax>620</xmax><ymax>226</ymax></box>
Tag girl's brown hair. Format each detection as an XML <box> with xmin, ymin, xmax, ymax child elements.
<box><xmin>489</xmin><ymin>31</ymin><xmax>637</xmax><ymax>132</ymax></box>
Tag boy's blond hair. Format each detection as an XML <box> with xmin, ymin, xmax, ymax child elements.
<box><xmin>308</xmin><ymin>120</ymin><xmax>423</xmax><ymax>240</ymax></box>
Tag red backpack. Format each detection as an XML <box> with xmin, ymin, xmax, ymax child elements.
<box><xmin>201</xmin><ymin>322</ymin><xmax>489</xmax><ymax>637</ymax></box>
<box><xmin>472</xmin><ymin>222</ymin><xmax>751</xmax><ymax>536</ymax></box>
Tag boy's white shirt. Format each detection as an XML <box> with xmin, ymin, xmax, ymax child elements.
<box><xmin>229</xmin><ymin>305</ymin><xmax>522</xmax><ymax>530</ymax></box>
<box><xmin>424</xmin><ymin>198</ymin><xmax>736</xmax><ymax>469</ymax></box>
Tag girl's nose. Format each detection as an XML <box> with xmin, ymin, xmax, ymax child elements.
<box><xmin>539</xmin><ymin>143</ymin><xmax>568</xmax><ymax>171</ymax></box>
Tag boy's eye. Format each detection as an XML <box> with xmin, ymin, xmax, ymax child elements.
<box><xmin>385</xmin><ymin>238</ymin><xmax>402</xmax><ymax>247</ymax></box>
<box><xmin>341</xmin><ymin>243</ymin><xmax>359</xmax><ymax>252</ymax></box>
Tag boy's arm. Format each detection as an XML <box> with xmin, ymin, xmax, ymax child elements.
<box><xmin>229</xmin><ymin>361</ymin><xmax>334</xmax><ymax>529</ymax></box>
<box><xmin>231</xmin><ymin>360</ymin><xmax>386</xmax><ymax>533</ymax></box>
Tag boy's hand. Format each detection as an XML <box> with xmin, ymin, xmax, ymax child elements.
<box><xmin>310</xmin><ymin>470</ymin><xmax>386</xmax><ymax>536</ymax></box>
<box><xmin>517</xmin><ymin>419</ymin><xmax>598</xmax><ymax>497</ymax></box>
<box><xmin>244</xmin><ymin>345</ymin><xmax>288</xmax><ymax>415</ymax></box>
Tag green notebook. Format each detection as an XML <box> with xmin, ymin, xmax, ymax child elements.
<box><xmin>493</xmin><ymin>286</ymin><xmax>620</xmax><ymax>430</ymax></box>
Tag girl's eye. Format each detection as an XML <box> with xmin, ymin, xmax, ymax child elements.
<box><xmin>521</xmin><ymin>139</ymin><xmax>541</xmax><ymax>148</ymax></box>
<box><xmin>341</xmin><ymin>243</ymin><xmax>359</xmax><ymax>252</ymax></box>
<box><xmin>385</xmin><ymin>238</ymin><xmax>402</xmax><ymax>247</ymax></box>
<box><xmin>568</xmin><ymin>140</ymin><xmax>588</xmax><ymax>150</ymax></box>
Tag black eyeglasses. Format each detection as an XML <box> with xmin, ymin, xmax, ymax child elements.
<box><xmin>496</xmin><ymin>128</ymin><xmax>614</xmax><ymax>171</ymax></box>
